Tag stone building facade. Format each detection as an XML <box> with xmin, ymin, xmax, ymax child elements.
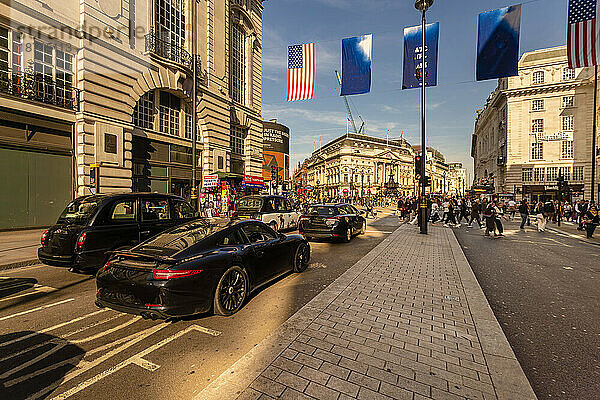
<box><xmin>304</xmin><ymin>133</ymin><xmax>416</xmax><ymax>199</ymax></box>
<box><xmin>0</xmin><ymin>0</ymin><xmax>264</xmax><ymax>228</ymax></box>
<box><xmin>472</xmin><ymin>46</ymin><xmax>599</xmax><ymax>202</ymax></box>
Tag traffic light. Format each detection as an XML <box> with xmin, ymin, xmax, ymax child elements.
<box><xmin>415</xmin><ymin>155</ymin><xmax>422</xmax><ymax>178</ymax></box>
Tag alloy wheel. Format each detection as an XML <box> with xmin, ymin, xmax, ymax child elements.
<box><xmin>217</xmin><ymin>269</ymin><xmax>247</xmax><ymax>313</ymax></box>
<box><xmin>294</xmin><ymin>243</ymin><xmax>310</xmax><ymax>272</ymax></box>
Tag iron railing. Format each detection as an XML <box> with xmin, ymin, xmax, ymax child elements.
<box><xmin>145</xmin><ymin>29</ymin><xmax>192</xmax><ymax>69</ymax></box>
<box><xmin>0</xmin><ymin>69</ymin><xmax>80</xmax><ymax>111</ymax></box>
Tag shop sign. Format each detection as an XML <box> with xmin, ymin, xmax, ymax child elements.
<box><xmin>343</xmin><ymin>188</ymin><xmax>349</xmax><ymax>193</ymax></box>
<box><xmin>536</xmin><ymin>132</ymin><xmax>572</xmax><ymax>142</ymax></box>
<box><xmin>203</xmin><ymin>174</ymin><xmax>219</xmax><ymax>188</ymax></box>
<box><xmin>545</xmin><ymin>185</ymin><xmax>558</xmax><ymax>191</ymax></box>
<box><xmin>244</xmin><ymin>175</ymin><xmax>265</xmax><ymax>188</ymax></box>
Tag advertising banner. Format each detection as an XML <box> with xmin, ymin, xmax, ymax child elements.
<box><xmin>244</xmin><ymin>175</ymin><xmax>265</xmax><ymax>189</ymax></box>
<box><xmin>203</xmin><ymin>174</ymin><xmax>219</xmax><ymax>188</ymax></box>
<box><xmin>341</xmin><ymin>34</ymin><xmax>372</xmax><ymax>96</ymax></box>
<box><xmin>402</xmin><ymin>22</ymin><xmax>439</xmax><ymax>89</ymax></box>
<box><xmin>477</xmin><ymin>5</ymin><xmax>521</xmax><ymax>81</ymax></box>
<box><xmin>263</xmin><ymin>121</ymin><xmax>290</xmax><ymax>182</ymax></box>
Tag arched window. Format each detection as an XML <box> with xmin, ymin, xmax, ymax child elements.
<box><xmin>133</xmin><ymin>90</ymin><xmax>194</xmax><ymax>139</ymax></box>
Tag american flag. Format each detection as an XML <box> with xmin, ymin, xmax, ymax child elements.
<box><xmin>568</xmin><ymin>0</ymin><xmax>600</xmax><ymax>68</ymax></box>
<box><xmin>287</xmin><ymin>43</ymin><xmax>315</xmax><ymax>101</ymax></box>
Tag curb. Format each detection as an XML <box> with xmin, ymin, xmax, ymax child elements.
<box><xmin>448</xmin><ymin>229</ymin><xmax>538</xmax><ymax>400</ymax></box>
<box><xmin>194</xmin><ymin>223</ymin><xmax>402</xmax><ymax>400</ymax></box>
<box><xmin>0</xmin><ymin>259</ymin><xmax>39</xmax><ymax>272</ymax></box>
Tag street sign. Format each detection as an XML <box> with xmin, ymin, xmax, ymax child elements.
<box><xmin>203</xmin><ymin>174</ymin><xmax>219</xmax><ymax>188</ymax></box>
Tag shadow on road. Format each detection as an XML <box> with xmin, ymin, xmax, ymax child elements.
<box><xmin>0</xmin><ymin>331</ymin><xmax>85</xmax><ymax>399</ymax></box>
<box><xmin>0</xmin><ymin>278</ymin><xmax>38</xmax><ymax>298</ymax></box>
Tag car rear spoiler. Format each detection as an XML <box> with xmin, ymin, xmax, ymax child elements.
<box><xmin>112</xmin><ymin>251</ymin><xmax>177</xmax><ymax>265</ymax></box>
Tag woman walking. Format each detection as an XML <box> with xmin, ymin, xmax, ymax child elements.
<box><xmin>535</xmin><ymin>201</ymin><xmax>546</xmax><ymax>232</ymax></box>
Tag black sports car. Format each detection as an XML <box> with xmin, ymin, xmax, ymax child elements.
<box><xmin>95</xmin><ymin>218</ymin><xmax>310</xmax><ymax>319</ymax></box>
<box><xmin>298</xmin><ymin>204</ymin><xmax>366</xmax><ymax>242</ymax></box>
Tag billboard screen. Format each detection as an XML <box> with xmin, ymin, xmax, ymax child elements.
<box><xmin>263</xmin><ymin>121</ymin><xmax>290</xmax><ymax>182</ymax></box>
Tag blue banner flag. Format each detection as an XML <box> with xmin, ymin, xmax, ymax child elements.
<box><xmin>476</xmin><ymin>5</ymin><xmax>521</xmax><ymax>81</ymax></box>
<box><xmin>402</xmin><ymin>22</ymin><xmax>439</xmax><ymax>90</ymax></box>
<box><xmin>341</xmin><ymin>34</ymin><xmax>372</xmax><ymax>96</ymax></box>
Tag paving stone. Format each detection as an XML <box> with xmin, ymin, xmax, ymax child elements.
<box><xmin>298</xmin><ymin>365</ymin><xmax>331</xmax><ymax>386</ymax></box>
<box><xmin>278</xmin><ymin>388</ymin><xmax>315</xmax><ymax>400</ymax></box>
<box><xmin>319</xmin><ymin>360</ymin><xmax>351</xmax><ymax>380</ymax></box>
<box><xmin>249</xmin><ymin>376</ymin><xmax>286</xmax><ymax>398</ymax></box>
<box><xmin>348</xmin><ymin>371</ymin><xmax>381</xmax><ymax>391</ymax></box>
<box><xmin>275</xmin><ymin>370</ymin><xmax>310</xmax><ymax>393</ymax></box>
<box><xmin>327</xmin><ymin>375</ymin><xmax>361</xmax><ymax>397</ymax></box>
<box><xmin>304</xmin><ymin>381</ymin><xmax>341</xmax><ymax>400</ymax></box>
<box><xmin>357</xmin><ymin>387</ymin><xmax>393</xmax><ymax>400</ymax></box>
<box><xmin>294</xmin><ymin>353</ymin><xmax>324</xmax><ymax>370</ymax></box>
<box><xmin>378</xmin><ymin>381</ymin><xmax>416</xmax><ymax>400</ymax></box>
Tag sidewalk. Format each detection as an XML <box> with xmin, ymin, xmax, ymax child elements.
<box><xmin>0</xmin><ymin>229</ymin><xmax>43</xmax><ymax>270</ymax></box>
<box><xmin>195</xmin><ymin>225</ymin><xmax>536</xmax><ymax>400</ymax></box>
<box><xmin>544</xmin><ymin>220</ymin><xmax>600</xmax><ymax>246</ymax></box>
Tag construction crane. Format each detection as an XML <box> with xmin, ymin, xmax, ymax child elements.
<box><xmin>335</xmin><ymin>70</ymin><xmax>364</xmax><ymax>134</ymax></box>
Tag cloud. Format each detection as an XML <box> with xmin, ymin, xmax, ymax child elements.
<box><xmin>263</xmin><ymin>104</ymin><xmax>349</xmax><ymax>126</ymax></box>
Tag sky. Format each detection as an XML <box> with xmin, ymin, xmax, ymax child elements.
<box><xmin>260</xmin><ymin>0</ymin><xmax>568</xmax><ymax>179</ymax></box>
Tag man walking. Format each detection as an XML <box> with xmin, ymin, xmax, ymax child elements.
<box><xmin>584</xmin><ymin>201</ymin><xmax>599</xmax><ymax>239</ymax></box>
<box><xmin>518</xmin><ymin>199</ymin><xmax>529</xmax><ymax>230</ymax></box>
<box><xmin>468</xmin><ymin>199</ymin><xmax>483</xmax><ymax>228</ymax></box>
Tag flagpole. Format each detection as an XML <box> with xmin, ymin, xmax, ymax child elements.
<box><xmin>593</xmin><ymin>65</ymin><xmax>598</xmax><ymax>202</ymax></box>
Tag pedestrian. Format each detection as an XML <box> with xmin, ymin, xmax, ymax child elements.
<box><xmin>535</xmin><ymin>201</ymin><xmax>546</xmax><ymax>232</ymax></box>
<box><xmin>483</xmin><ymin>202</ymin><xmax>497</xmax><ymax>237</ymax></box>
<box><xmin>507</xmin><ymin>198</ymin><xmax>517</xmax><ymax>219</ymax></box>
<box><xmin>583</xmin><ymin>201</ymin><xmax>599</xmax><ymax>238</ymax></box>
<box><xmin>468</xmin><ymin>199</ymin><xmax>483</xmax><ymax>228</ymax></box>
<box><xmin>518</xmin><ymin>199</ymin><xmax>529</xmax><ymax>230</ymax></box>
<box><xmin>494</xmin><ymin>202</ymin><xmax>505</xmax><ymax>237</ymax></box>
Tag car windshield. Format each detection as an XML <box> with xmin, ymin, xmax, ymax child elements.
<box><xmin>57</xmin><ymin>198</ymin><xmax>101</xmax><ymax>224</ymax></box>
<box><xmin>237</xmin><ymin>198</ymin><xmax>263</xmax><ymax>211</ymax></box>
<box><xmin>306</xmin><ymin>206</ymin><xmax>338</xmax><ymax>216</ymax></box>
<box><xmin>135</xmin><ymin>219</ymin><xmax>228</xmax><ymax>257</ymax></box>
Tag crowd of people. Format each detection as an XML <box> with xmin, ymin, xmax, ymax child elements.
<box><xmin>396</xmin><ymin>196</ymin><xmax>599</xmax><ymax>239</ymax></box>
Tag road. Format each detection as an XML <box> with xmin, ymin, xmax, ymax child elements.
<box><xmin>453</xmin><ymin>218</ymin><xmax>600</xmax><ymax>400</ymax></box>
<box><xmin>0</xmin><ymin>211</ymin><xmax>400</xmax><ymax>400</ymax></box>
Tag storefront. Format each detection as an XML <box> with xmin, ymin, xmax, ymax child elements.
<box><xmin>199</xmin><ymin>173</ymin><xmax>265</xmax><ymax>216</ymax></box>
<box><xmin>521</xmin><ymin>184</ymin><xmax>584</xmax><ymax>203</ymax></box>
<box><xmin>0</xmin><ymin>110</ymin><xmax>74</xmax><ymax>229</ymax></box>
<box><xmin>132</xmin><ymin>136</ymin><xmax>199</xmax><ymax>200</ymax></box>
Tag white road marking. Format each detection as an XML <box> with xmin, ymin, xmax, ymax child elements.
<box><xmin>0</xmin><ymin>314</ymin><xmax>123</xmax><ymax>363</ymax></box>
<box><xmin>0</xmin><ymin>342</ymin><xmax>67</xmax><ymax>379</ymax></box>
<box><xmin>71</xmin><ymin>316</ymin><xmax>140</xmax><ymax>344</ymax></box>
<box><xmin>46</xmin><ymin>324</ymin><xmax>221</xmax><ymax>400</ymax></box>
<box><xmin>0</xmin><ymin>285</ymin><xmax>57</xmax><ymax>302</ymax></box>
<box><xmin>0</xmin><ymin>309</ymin><xmax>109</xmax><ymax>348</ymax></box>
<box><xmin>132</xmin><ymin>357</ymin><xmax>161</xmax><ymax>372</ymax></box>
<box><xmin>0</xmin><ymin>298</ymin><xmax>74</xmax><ymax>322</ymax></box>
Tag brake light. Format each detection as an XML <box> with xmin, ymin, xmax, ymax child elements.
<box><xmin>76</xmin><ymin>232</ymin><xmax>87</xmax><ymax>251</ymax></box>
<box><xmin>41</xmin><ymin>229</ymin><xmax>49</xmax><ymax>246</ymax></box>
<box><xmin>145</xmin><ymin>304</ymin><xmax>162</xmax><ymax>308</ymax></box>
<box><xmin>152</xmin><ymin>269</ymin><xmax>203</xmax><ymax>280</ymax></box>
<box><xmin>300</xmin><ymin>216</ymin><xmax>309</xmax><ymax>221</ymax></box>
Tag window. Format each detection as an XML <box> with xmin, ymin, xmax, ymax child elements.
<box><xmin>547</xmin><ymin>167</ymin><xmax>558</xmax><ymax>181</ymax></box>
<box><xmin>531</xmin><ymin>142</ymin><xmax>543</xmax><ymax>160</ymax></box>
<box><xmin>563</xmin><ymin>68</ymin><xmax>575</xmax><ymax>81</ymax></box>
<box><xmin>559</xmin><ymin>166</ymin><xmax>571</xmax><ymax>180</ymax></box>
<box><xmin>230</xmin><ymin>23</ymin><xmax>246</xmax><ymax>104</ymax></box>
<box><xmin>562</xmin><ymin>96</ymin><xmax>574</xmax><ymax>108</ymax></box>
<box><xmin>531</xmin><ymin>119</ymin><xmax>543</xmax><ymax>133</ymax></box>
<box><xmin>12</xmin><ymin>31</ymin><xmax>22</xmax><ymax>73</ymax></box>
<box><xmin>533</xmin><ymin>167</ymin><xmax>545</xmax><ymax>182</ymax></box>
<box><xmin>231</xmin><ymin>124</ymin><xmax>246</xmax><ymax>155</ymax></box>
<box><xmin>562</xmin><ymin>115</ymin><xmax>574</xmax><ymax>131</ymax></box>
<box><xmin>218</xmin><ymin>156</ymin><xmax>224</xmax><ymax>170</ymax></box>
<box><xmin>0</xmin><ymin>27</ymin><xmax>8</xmax><ymax>73</ymax></box>
<box><xmin>219</xmin><ymin>230</ymin><xmax>244</xmax><ymax>246</ymax></box>
<box><xmin>531</xmin><ymin>99</ymin><xmax>544</xmax><ymax>111</ymax></box>
<box><xmin>134</xmin><ymin>92</ymin><xmax>155</xmax><ymax>129</ymax></box>
<box><xmin>561</xmin><ymin>140</ymin><xmax>573</xmax><ymax>159</ymax></box>
<box><xmin>142</xmin><ymin>199</ymin><xmax>171</xmax><ymax>221</ymax></box>
<box><xmin>573</xmin><ymin>166</ymin><xmax>584</xmax><ymax>181</ymax></box>
<box><xmin>522</xmin><ymin>167</ymin><xmax>533</xmax><ymax>182</ymax></box>
<box><xmin>171</xmin><ymin>199</ymin><xmax>196</xmax><ymax>219</ymax></box>
<box><xmin>155</xmin><ymin>0</ymin><xmax>186</xmax><ymax>48</ymax></box>
<box><xmin>110</xmin><ymin>200</ymin><xmax>136</xmax><ymax>222</ymax></box>
<box><xmin>241</xmin><ymin>223</ymin><xmax>277</xmax><ymax>243</ymax></box>
<box><xmin>55</xmin><ymin>50</ymin><xmax>73</xmax><ymax>107</ymax></box>
<box><xmin>532</xmin><ymin>71</ymin><xmax>544</xmax><ymax>84</ymax></box>
<box><xmin>184</xmin><ymin>104</ymin><xmax>193</xmax><ymax>139</ymax></box>
<box><xmin>159</xmin><ymin>91</ymin><xmax>180</xmax><ymax>136</ymax></box>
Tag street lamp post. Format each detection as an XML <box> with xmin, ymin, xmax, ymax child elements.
<box><xmin>415</xmin><ymin>0</ymin><xmax>433</xmax><ymax>234</ymax></box>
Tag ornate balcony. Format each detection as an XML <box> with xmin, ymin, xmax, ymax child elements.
<box><xmin>145</xmin><ymin>29</ymin><xmax>192</xmax><ymax>69</ymax></box>
<box><xmin>0</xmin><ymin>69</ymin><xmax>80</xmax><ymax>111</ymax></box>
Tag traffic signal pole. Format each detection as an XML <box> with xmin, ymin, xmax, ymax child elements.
<box><xmin>419</xmin><ymin>9</ymin><xmax>428</xmax><ymax>235</ymax></box>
